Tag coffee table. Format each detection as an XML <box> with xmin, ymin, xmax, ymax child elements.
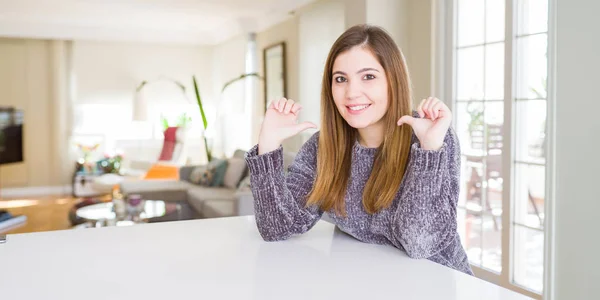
<box><xmin>75</xmin><ymin>200</ymin><xmax>182</xmax><ymax>228</ymax></box>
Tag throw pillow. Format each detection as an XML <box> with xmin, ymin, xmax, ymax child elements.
<box><xmin>223</xmin><ymin>157</ymin><xmax>247</xmax><ymax>189</ymax></box>
<box><xmin>283</xmin><ymin>151</ymin><xmax>297</xmax><ymax>173</ymax></box>
<box><xmin>189</xmin><ymin>165</ymin><xmax>215</xmax><ymax>186</ymax></box>
<box><xmin>237</xmin><ymin>175</ymin><xmax>251</xmax><ymax>192</ymax></box>
<box><xmin>209</xmin><ymin>159</ymin><xmax>229</xmax><ymax>187</ymax></box>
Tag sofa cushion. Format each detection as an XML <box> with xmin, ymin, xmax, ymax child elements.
<box><xmin>186</xmin><ymin>186</ymin><xmax>236</xmax><ymax>213</ymax></box>
<box><xmin>210</xmin><ymin>159</ymin><xmax>229</xmax><ymax>187</ymax></box>
<box><xmin>189</xmin><ymin>165</ymin><xmax>215</xmax><ymax>186</ymax></box>
<box><xmin>232</xmin><ymin>149</ymin><xmax>246</xmax><ymax>159</ymax></box>
<box><xmin>237</xmin><ymin>175</ymin><xmax>251</xmax><ymax>192</ymax></box>
<box><xmin>283</xmin><ymin>151</ymin><xmax>297</xmax><ymax>173</ymax></box>
<box><xmin>119</xmin><ymin>180</ymin><xmax>193</xmax><ymax>202</ymax></box>
<box><xmin>223</xmin><ymin>157</ymin><xmax>247</xmax><ymax>189</ymax></box>
<box><xmin>202</xmin><ymin>199</ymin><xmax>236</xmax><ymax>218</ymax></box>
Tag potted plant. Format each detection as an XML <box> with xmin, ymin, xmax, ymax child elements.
<box><xmin>466</xmin><ymin>102</ymin><xmax>485</xmax><ymax>150</ymax></box>
<box><xmin>192</xmin><ymin>73</ymin><xmax>262</xmax><ymax>162</ymax></box>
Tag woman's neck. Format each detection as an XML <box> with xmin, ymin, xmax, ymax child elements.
<box><xmin>357</xmin><ymin>121</ymin><xmax>385</xmax><ymax>148</ymax></box>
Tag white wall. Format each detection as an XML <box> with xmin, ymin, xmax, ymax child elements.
<box><xmin>366</xmin><ymin>0</ymin><xmax>434</xmax><ymax>105</ymax></box>
<box><xmin>553</xmin><ymin>0</ymin><xmax>600</xmax><ymax>298</ymax></box>
<box><xmin>210</xmin><ymin>34</ymin><xmax>249</xmax><ymax>158</ymax></box>
<box><xmin>0</xmin><ymin>38</ymin><xmax>73</xmax><ymax>188</ymax></box>
<box><xmin>72</xmin><ymin>41</ymin><xmax>214</xmax><ymax>165</ymax></box>
<box><xmin>366</xmin><ymin>0</ymin><xmax>409</xmax><ymax>53</ymax></box>
<box><xmin>256</xmin><ymin>17</ymin><xmax>300</xmax><ymax>150</ymax></box>
<box><xmin>298</xmin><ymin>0</ymin><xmax>345</xmax><ymax>145</ymax></box>
<box><xmin>344</xmin><ymin>0</ymin><xmax>367</xmax><ymax>28</ymax></box>
<box><xmin>406</xmin><ymin>0</ymin><xmax>434</xmax><ymax>103</ymax></box>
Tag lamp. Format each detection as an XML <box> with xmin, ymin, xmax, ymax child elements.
<box><xmin>132</xmin><ymin>88</ymin><xmax>148</xmax><ymax>122</ymax></box>
<box><xmin>132</xmin><ymin>77</ymin><xmax>188</xmax><ymax>122</ymax></box>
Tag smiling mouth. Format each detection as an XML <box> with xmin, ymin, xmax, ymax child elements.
<box><xmin>346</xmin><ymin>104</ymin><xmax>371</xmax><ymax>114</ymax></box>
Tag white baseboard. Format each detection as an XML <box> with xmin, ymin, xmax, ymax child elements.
<box><xmin>0</xmin><ymin>185</ymin><xmax>72</xmax><ymax>198</ymax></box>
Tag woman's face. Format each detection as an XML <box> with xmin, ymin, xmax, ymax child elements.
<box><xmin>331</xmin><ymin>46</ymin><xmax>388</xmax><ymax>129</ymax></box>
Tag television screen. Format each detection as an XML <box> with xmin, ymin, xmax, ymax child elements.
<box><xmin>0</xmin><ymin>107</ymin><xmax>23</xmax><ymax>165</ymax></box>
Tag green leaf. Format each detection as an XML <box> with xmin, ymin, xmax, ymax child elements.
<box><xmin>193</xmin><ymin>75</ymin><xmax>208</xmax><ymax>130</ymax></box>
<box><xmin>176</xmin><ymin>112</ymin><xmax>191</xmax><ymax>127</ymax></box>
<box><xmin>136</xmin><ymin>80</ymin><xmax>148</xmax><ymax>92</ymax></box>
<box><xmin>204</xmin><ymin>136</ymin><xmax>212</xmax><ymax>162</ymax></box>
<box><xmin>160</xmin><ymin>114</ymin><xmax>169</xmax><ymax>131</ymax></box>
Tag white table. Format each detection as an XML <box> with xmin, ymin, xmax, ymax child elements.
<box><xmin>0</xmin><ymin>216</ymin><xmax>531</xmax><ymax>299</ymax></box>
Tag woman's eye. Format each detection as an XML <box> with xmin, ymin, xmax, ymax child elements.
<box><xmin>363</xmin><ymin>74</ymin><xmax>376</xmax><ymax>80</ymax></box>
<box><xmin>335</xmin><ymin>76</ymin><xmax>347</xmax><ymax>83</ymax></box>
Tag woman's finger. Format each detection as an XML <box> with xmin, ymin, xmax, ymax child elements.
<box><xmin>417</xmin><ymin>99</ymin><xmax>426</xmax><ymax>118</ymax></box>
<box><xmin>431</xmin><ymin>100</ymin><xmax>444</xmax><ymax>120</ymax></box>
<box><xmin>426</xmin><ymin>98</ymin><xmax>437</xmax><ymax>120</ymax></box>
<box><xmin>283</xmin><ymin>99</ymin><xmax>295</xmax><ymax>114</ymax></box>
<box><xmin>269</xmin><ymin>98</ymin><xmax>278</xmax><ymax>110</ymax></box>
<box><xmin>290</xmin><ymin>103</ymin><xmax>302</xmax><ymax>115</ymax></box>
<box><xmin>274</xmin><ymin>97</ymin><xmax>284</xmax><ymax>111</ymax></box>
<box><xmin>431</xmin><ymin>97</ymin><xmax>441</xmax><ymax>120</ymax></box>
<box><xmin>278</xmin><ymin>97</ymin><xmax>288</xmax><ymax>112</ymax></box>
<box><xmin>423</xmin><ymin>97</ymin><xmax>435</xmax><ymax>119</ymax></box>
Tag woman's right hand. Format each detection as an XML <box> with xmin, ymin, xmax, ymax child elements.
<box><xmin>258</xmin><ymin>97</ymin><xmax>317</xmax><ymax>154</ymax></box>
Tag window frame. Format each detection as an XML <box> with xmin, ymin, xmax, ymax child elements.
<box><xmin>436</xmin><ymin>0</ymin><xmax>556</xmax><ymax>299</ymax></box>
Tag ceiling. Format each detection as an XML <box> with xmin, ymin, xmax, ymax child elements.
<box><xmin>0</xmin><ymin>0</ymin><xmax>316</xmax><ymax>45</ymax></box>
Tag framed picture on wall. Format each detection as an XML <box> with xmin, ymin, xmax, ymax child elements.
<box><xmin>263</xmin><ymin>42</ymin><xmax>287</xmax><ymax>111</ymax></box>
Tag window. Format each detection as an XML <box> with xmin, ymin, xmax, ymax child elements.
<box><xmin>451</xmin><ymin>0</ymin><xmax>549</xmax><ymax>297</ymax></box>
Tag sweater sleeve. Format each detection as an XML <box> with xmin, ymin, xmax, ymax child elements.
<box><xmin>244</xmin><ymin>133</ymin><xmax>323</xmax><ymax>241</ymax></box>
<box><xmin>391</xmin><ymin>127</ymin><xmax>461</xmax><ymax>259</ymax></box>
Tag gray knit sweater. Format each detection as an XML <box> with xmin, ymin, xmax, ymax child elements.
<box><xmin>244</xmin><ymin>126</ymin><xmax>473</xmax><ymax>275</ymax></box>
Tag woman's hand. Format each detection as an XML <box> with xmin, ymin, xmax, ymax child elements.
<box><xmin>397</xmin><ymin>97</ymin><xmax>452</xmax><ymax>151</ymax></box>
<box><xmin>258</xmin><ymin>97</ymin><xmax>317</xmax><ymax>155</ymax></box>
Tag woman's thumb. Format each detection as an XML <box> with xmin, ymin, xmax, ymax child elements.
<box><xmin>294</xmin><ymin>121</ymin><xmax>317</xmax><ymax>134</ymax></box>
<box><xmin>397</xmin><ymin>115</ymin><xmax>416</xmax><ymax>126</ymax></box>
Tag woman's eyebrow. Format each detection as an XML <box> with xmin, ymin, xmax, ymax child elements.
<box><xmin>357</xmin><ymin>67</ymin><xmax>380</xmax><ymax>73</ymax></box>
<box><xmin>332</xmin><ymin>68</ymin><xmax>380</xmax><ymax>76</ymax></box>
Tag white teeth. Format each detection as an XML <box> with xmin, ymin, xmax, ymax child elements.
<box><xmin>349</xmin><ymin>105</ymin><xmax>369</xmax><ymax>111</ymax></box>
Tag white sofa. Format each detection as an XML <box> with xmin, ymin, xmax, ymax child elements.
<box><xmin>119</xmin><ymin>149</ymin><xmax>297</xmax><ymax>219</ymax></box>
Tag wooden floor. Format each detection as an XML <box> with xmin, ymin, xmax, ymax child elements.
<box><xmin>1</xmin><ymin>195</ymin><xmax>83</xmax><ymax>234</ymax></box>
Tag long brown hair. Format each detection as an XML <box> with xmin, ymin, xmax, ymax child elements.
<box><xmin>306</xmin><ymin>24</ymin><xmax>413</xmax><ymax>216</ymax></box>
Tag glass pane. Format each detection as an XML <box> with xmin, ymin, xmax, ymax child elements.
<box><xmin>458</xmin><ymin>209</ymin><xmax>482</xmax><ymax>266</ymax></box>
<box><xmin>516</xmin><ymin>34</ymin><xmax>548</xmax><ymax>99</ymax></box>
<box><xmin>516</xmin><ymin>100</ymin><xmax>547</xmax><ymax>164</ymax></box>
<box><xmin>462</xmin><ymin>154</ymin><xmax>484</xmax><ymax>212</ymax></box>
<box><xmin>482</xmin><ymin>214</ymin><xmax>502</xmax><ymax>272</ymax></box>
<box><xmin>517</xmin><ymin>0</ymin><xmax>549</xmax><ymax>35</ymax></box>
<box><xmin>457</xmin><ymin>208</ymin><xmax>467</xmax><ymax>243</ymax></box>
<box><xmin>514</xmin><ymin>163</ymin><xmax>545</xmax><ymax>228</ymax></box>
<box><xmin>457</xmin><ymin>47</ymin><xmax>484</xmax><ymax>100</ymax></box>
<box><xmin>513</xmin><ymin>225</ymin><xmax>544</xmax><ymax>293</ymax></box>
<box><xmin>484</xmin><ymin>101</ymin><xmax>504</xmax><ymax>152</ymax></box>
<box><xmin>484</xmin><ymin>102</ymin><xmax>504</xmax><ymax>157</ymax></box>
<box><xmin>458</xmin><ymin>0</ymin><xmax>485</xmax><ymax>46</ymax></box>
<box><xmin>485</xmin><ymin>43</ymin><xmax>504</xmax><ymax>100</ymax></box>
<box><xmin>456</xmin><ymin>102</ymin><xmax>485</xmax><ymax>155</ymax></box>
<box><xmin>486</xmin><ymin>150</ymin><xmax>503</xmax><ymax>215</ymax></box>
<box><xmin>486</xmin><ymin>0</ymin><xmax>505</xmax><ymax>43</ymax></box>
<box><xmin>459</xmin><ymin>155</ymin><xmax>468</xmax><ymax>207</ymax></box>
<box><xmin>484</xmin><ymin>101</ymin><xmax>504</xmax><ymax>223</ymax></box>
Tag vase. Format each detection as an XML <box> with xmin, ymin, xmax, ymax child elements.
<box><xmin>125</xmin><ymin>194</ymin><xmax>145</xmax><ymax>220</ymax></box>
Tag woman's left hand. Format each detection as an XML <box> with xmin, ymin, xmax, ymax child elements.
<box><xmin>397</xmin><ymin>97</ymin><xmax>453</xmax><ymax>151</ymax></box>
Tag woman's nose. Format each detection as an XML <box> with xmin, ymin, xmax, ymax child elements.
<box><xmin>345</xmin><ymin>81</ymin><xmax>361</xmax><ymax>100</ymax></box>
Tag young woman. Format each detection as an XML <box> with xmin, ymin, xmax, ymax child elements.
<box><xmin>244</xmin><ymin>24</ymin><xmax>473</xmax><ymax>275</ymax></box>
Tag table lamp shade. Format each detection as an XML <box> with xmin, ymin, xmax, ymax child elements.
<box><xmin>132</xmin><ymin>89</ymin><xmax>148</xmax><ymax>121</ymax></box>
